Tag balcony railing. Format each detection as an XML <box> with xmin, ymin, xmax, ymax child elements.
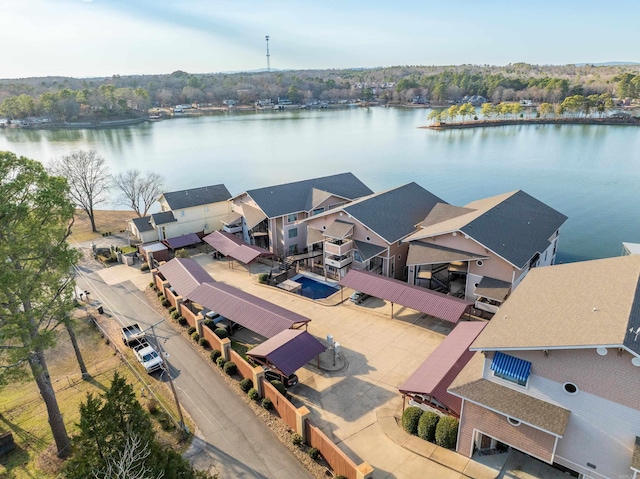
<box><xmin>324</xmin><ymin>240</ymin><xmax>353</xmax><ymax>256</ymax></box>
<box><xmin>475</xmin><ymin>300</ymin><xmax>500</xmax><ymax>314</ymax></box>
<box><xmin>325</xmin><ymin>255</ymin><xmax>353</xmax><ymax>269</ymax></box>
<box><xmin>223</xmin><ymin>224</ymin><xmax>242</xmax><ymax>234</ymax></box>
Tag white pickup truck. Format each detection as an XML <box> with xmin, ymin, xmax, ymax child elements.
<box><xmin>132</xmin><ymin>339</ymin><xmax>164</xmax><ymax>374</ymax></box>
<box><xmin>121</xmin><ymin>323</ymin><xmax>146</xmax><ymax>347</ymax></box>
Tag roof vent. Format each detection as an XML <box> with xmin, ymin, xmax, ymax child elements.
<box><xmin>596</xmin><ymin>347</ymin><xmax>607</xmax><ymax>356</ymax></box>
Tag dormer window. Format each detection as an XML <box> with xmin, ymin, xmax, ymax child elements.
<box><xmin>287</xmin><ymin>213</ymin><xmax>298</xmax><ymax>223</ymax></box>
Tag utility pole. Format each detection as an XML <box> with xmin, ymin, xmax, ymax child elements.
<box><xmin>265</xmin><ymin>35</ymin><xmax>271</xmax><ymax>72</ymax></box>
<box><xmin>148</xmin><ymin>319</ymin><xmax>187</xmax><ymax>437</ymax></box>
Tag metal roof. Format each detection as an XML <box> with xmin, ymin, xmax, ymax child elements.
<box><xmin>203</xmin><ymin>231</ymin><xmax>273</xmax><ymax>264</ymax></box>
<box><xmin>323</xmin><ymin>220</ymin><xmax>354</xmax><ymax>240</ymax></box>
<box><xmin>186</xmin><ymin>282</ymin><xmax>310</xmax><ymax>338</ymax></box>
<box><xmin>307</xmin><ymin>227</ymin><xmax>324</xmax><ymax>245</ymax></box>
<box><xmin>243</xmin><ymin>173</ymin><xmax>373</xmax><ymax>219</ymax></box>
<box><xmin>623</xmin><ymin>242</ymin><xmax>640</xmax><ymax>255</ymax></box>
<box><xmin>162</xmin><ymin>184</ymin><xmax>231</xmax><ymax>210</ymax></box>
<box><xmin>406</xmin><ymin>241</ymin><xmax>488</xmax><ymax>266</ymax></box>
<box><xmin>151</xmin><ymin>211</ymin><xmax>177</xmax><ymax>225</ymax></box>
<box><xmin>247</xmin><ymin>329</ymin><xmax>327</xmax><ymax>376</ymax></box>
<box><xmin>219</xmin><ymin>211</ymin><xmax>242</xmax><ymax>225</ymax></box>
<box><xmin>242</xmin><ymin>203</ymin><xmax>268</xmax><ymax>230</ymax></box>
<box><xmin>164</xmin><ymin>233</ymin><xmax>202</xmax><ymax>250</ymax></box>
<box><xmin>353</xmin><ymin>240</ymin><xmax>387</xmax><ymax>261</ymax></box>
<box><xmin>141</xmin><ymin>242</ymin><xmax>168</xmax><ymax>253</ymax></box>
<box><xmin>398</xmin><ymin>321</ymin><xmax>486</xmax><ymax>416</ymax></box>
<box><xmin>158</xmin><ymin>258</ymin><xmax>214</xmax><ymax>297</ymax></box>
<box><xmin>342</xmin><ymin>182</ymin><xmax>445</xmax><ymax>244</ymax></box>
<box><xmin>339</xmin><ymin>269</ymin><xmax>473</xmax><ymax>323</ymax></box>
<box><xmin>474</xmin><ymin>276</ymin><xmax>512</xmax><ymax>302</ymax></box>
<box><xmin>130</xmin><ymin>215</ymin><xmax>154</xmax><ymax>233</ymax></box>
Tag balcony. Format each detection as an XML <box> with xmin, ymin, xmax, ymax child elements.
<box><xmin>324</xmin><ymin>240</ymin><xmax>353</xmax><ymax>256</ymax></box>
<box><xmin>223</xmin><ymin>224</ymin><xmax>242</xmax><ymax>234</ymax></box>
<box><xmin>475</xmin><ymin>299</ymin><xmax>500</xmax><ymax>314</ymax></box>
<box><xmin>325</xmin><ymin>254</ymin><xmax>353</xmax><ymax>269</ymax></box>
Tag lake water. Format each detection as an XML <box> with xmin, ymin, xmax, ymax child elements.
<box><xmin>1</xmin><ymin>107</ymin><xmax>639</xmax><ymax>263</ymax></box>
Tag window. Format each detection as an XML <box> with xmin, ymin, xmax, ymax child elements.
<box><xmin>287</xmin><ymin>213</ymin><xmax>298</xmax><ymax>223</ymax></box>
<box><xmin>311</xmin><ymin>207</ymin><xmax>324</xmax><ymax>216</ymax></box>
<box><xmin>507</xmin><ymin>417</ymin><xmax>521</xmax><ymax>427</ymax></box>
<box><xmin>366</xmin><ymin>236</ymin><xmax>371</xmax><ymax>241</ymax></box>
<box><xmin>288</xmin><ymin>245</ymin><xmax>298</xmax><ymax>255</ymax></box>
<box><xmin>288</xmin><ymin>228</ymin><xmax>298</xmax><ymax>239</ymax></box>
<box><xmin>476</xmin><ymin>260</ymin><xmax>483</xmax><ymax>267</ymax></box>
<box><xmin>353</xmin><ymin>250</ymin><xmax>363</xmax><ymax>262</ymax></box>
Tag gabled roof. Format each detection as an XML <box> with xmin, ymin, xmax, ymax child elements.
<box><xmin>406</xmin><ymin>241</ymin><xmax>488</xmax><ymax>266</ymax></box>
<box><xmin>164</xmin><ymin>233</ymin><xmax>202</xmax><ymax>250</ymax></box>
<box><xmin>339</xmin><ymin>269</ymin><xmax>473</xmax><ymax>323</ymax></box>
<box><xmin>130</xmin><ymin>215</ymin><xmax>154</xmax><ymax>233</ymax></box>
<box><xmin>247</xmin><ymin>329</ymin><xmax>327</xmax><ymax>377</ymax></box>
<box><xmin>241</xmin><ymin>173</ymin><xmax>372</xmax><ymax>219</ymax></box>
<box><xmin>399</xmin><ymin>321</ymin><xmax>486</xmax><ymax>416</ymax></box>
<box><xmin>405</xmin><ymin>191</ymin><xmax>567</xmax><ymax>268</ymax></box>
<box><xmin>471</xmin><ymin>255</ymin><xmax>640</xmax><ymax>355</ymax></box>
<box><xmin>353</xmin><ymin>240</ymin><xmax>387</xmax><ymax>261</ymax></box>
<box><xmin>187</xmin><ymin>282</ymin><xmax>310</xmax><ymax>339</ymax></box>
<box><xmin>474</xmin><ymin>276</ymin><xmax>512</xmax><ymax>302</ymax></box>
<box><xmin>203</xmin><ymin>231</ymin><xmax>273</xmax><ymax>264</ymax></box>
<box><xmin>158</xmin><ymin>258</ymin><xmax>214</xmax><ymax>297</ymax></box>
<box><xmin>161</xmin><ymin>184</ymin><xmax>231</xmax><ymax>210</ymax></box>
<box><xmin>151</xmin><ymin>211</ymin><xmax>177</xmax><ymax>225</ymax></box>
<box><xmin>420</xmin><ymin>203</ymin><xmax>475</xmax><ymax>228</ymax></box>
<box><xmin>341</xmin><ymin>183</ymin><xmax>446</xmax><ymax>244</ymax></box>
<box><xmin>448</xmin><ymin>355</ymin><xmax>570</xmax><ymax>437</ymax></box>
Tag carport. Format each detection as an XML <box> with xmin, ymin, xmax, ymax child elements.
<box><xmin>339</xmin><ymin>269</ymin><xmax>473</xmax><ymax>322</ymax></box>
<box><xmin>158</xmin><ymin>258</ymin><xmax>214</xmax><ymax>297</ymax></box>
<box><xmin>186</xmin><ymin>282</ymin><xmax>310</xmax><ymax>338</ymax></box>
<box><xmin>399</xmin><ymin>321</ymin><xmax>486</xmax><ymax>417</ymax></box>
<box><xmin>163</xmin><ymin>232</ymin><xmax>202</xmax><ymax>251</ymax></box>
<box><xmin>247</xmin><ymin>329</ymin><xmax>327</xmax><ymax>376</ymax></box>
<box><xmin>203</xmin><ymin>231</ymin><xmax>273</xmax><ymax>269</ymax></box>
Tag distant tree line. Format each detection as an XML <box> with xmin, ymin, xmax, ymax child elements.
<box><xmin>427</xmin><ymin>93</ymin><xmax>617</xmax><ymax>124</ymax></box>
<box><xmin>1</xmin><ymin>63</ymin><xmax>638</xmax><ymax>120</ymax></box>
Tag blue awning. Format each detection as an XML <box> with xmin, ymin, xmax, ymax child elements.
<box><xmin>490</xmin><ymin>352</ymin><xmax>531</xmax><ymax>384</ymax></box>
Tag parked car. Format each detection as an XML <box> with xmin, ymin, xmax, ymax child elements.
<box><xmin>264</xmin><ymin>369</ymin><xmax>298</xmax><ymax>388</ymax></box>
<box><xmin>349</xmin><ymin>291</ymin><xmax>370</xmax><ymax>304</ymax></box>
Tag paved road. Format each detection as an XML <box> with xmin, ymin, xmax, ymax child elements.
<box><xmin>75</xmin><ymin>253</ymin><xmax>312</xmax><ymax>479</ymax></box>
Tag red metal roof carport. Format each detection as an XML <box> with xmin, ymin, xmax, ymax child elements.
<box><xmin>158</xmin><ymin>258</ymin><xmax>214</xmax><ymax>298</ymax></box>
<box><xmin>398</xmin><ymin>321</ymin><xmax>486</xmax><ymax>417</ymax></box>
<box><xmin>339</xmin><ymin>269</ymin><xmax>473</xmax><ymax>323</ymax></box>
<box><xmin>203</xmin><ymin>231</ymin><xmax>273</xmax><ymax>269</ymax></box>
<box><xmin>247</xmin><ymin>329</ymin><xmax>327</xmax><ymax>376</ymax></box>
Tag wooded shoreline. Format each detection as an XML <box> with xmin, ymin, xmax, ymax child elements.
<box><xmin>424</xmin><ymin>116</ymin><xmax>640</xmax><ymax>130</ymax></box>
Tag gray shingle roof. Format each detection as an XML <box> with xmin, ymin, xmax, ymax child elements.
<box><xmin>131</xmin><ymin>215</ymin><xmax>154</xmax><ymax>233</ymax></box>
<box><xmin>343</xmin><ymin>183</ymin><xmax>445</xmax><ymax>244</ymax></box>
<box><xmin>460</xmin><ymin>191</ymin><xmax>567</xmax><ymax>268</ymax></box>
<box><xmin>151</xmin><ymin>211</ymin><xmax>177</xmax><ymax>225</ymax></box>
<box><xmin>245</xmin><ymin>173</ymin><xmax>372</xmax><ymax>218</ymax></box>
<box><xmin>162</xmin><ymin>184</ymin><xmax>231</xmax><ymax>210</ymax></box>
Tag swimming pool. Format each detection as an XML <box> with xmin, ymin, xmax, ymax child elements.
<box><xmin>291</xmin><ymin>274</ymin><xmax>339</xmax><ymax>300</ymax></box>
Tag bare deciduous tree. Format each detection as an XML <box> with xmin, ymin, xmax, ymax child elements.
<box><xmin>112</xmin><ymin>169</ymin><xmax>164</xmax><ymax>217</ymax></box>
<box><xmin>93</xmin><ymin>431</ymin><xmax>164</xmax><ymax>479</ymax></box>
<box><xmin>49</xmin><ymin>150</ymin><xmax>111</xmax><ymax>233</ymax></box>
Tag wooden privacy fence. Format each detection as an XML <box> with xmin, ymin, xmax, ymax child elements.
<box><xmin>263</xmin><ymin>380</ymin><xmax>298</xmax><ymax>431</ymax></box>
<box><xmin>201</xmin><ymin>323</ymin><xmax>227</xmax><ymax>353</ymax></box>
<box><xmin>179</xmin><ymin>303</ymin><xmax>198</xmax><ymax>329</ymax></box>
<box><xmin>228</xmin><ymin>349</ymin><xmax>253</xmax><ymax>380</ymax></box>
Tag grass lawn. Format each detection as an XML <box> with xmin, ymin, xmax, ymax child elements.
<box><xmin>69</xmin><ymin>209</ymin><xmax>136</xmax><ymax>243</ymax></box>
<box><xmin>0</xmin><ymin>307</ymin><xmax>192</xmax><ymax>479</ymax></box>
<box><xmin>230</xmin><ymin>340</ymin><xmax>251</xmax><ymax>361</ymax></box>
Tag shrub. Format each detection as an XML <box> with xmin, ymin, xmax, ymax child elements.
<box><xmin>161</xmin><ymin>299</ymin><xmax>171</xmax><ymax>307</ymax></box>
<box><xmin>210</xmin><ymin>350</ymin><xmax>221</xmax><ymax>363</ymax></box>
<box><xmin>149</xmin><ymin>281</ymin><xmax>155</xmax><ymax>288</ymax></box>
<box><xmin>177</xmin><ymin>317</ymin><xmax>187</xmax><ymax>326</ymax></box>
<box><xmin>336</xmin><ymin>476</ymin><xmax>347</xmax><ymax>479</ymax></box>
<box><xmin>434</xmin><ymin>416</ymin><xmax>459</xmax><ymax>449</ymax></box>
<box><xmin>258</xmin><ymin>273</ymin><xmax>269</xmax><ymax>284</ymax></box>
<box><xmin>168</xmin><ymin>306</ymin><xmax>177</xmax><ymax>313</ymax></box>
<box><xmin>203</xmin><ymin>319</ymin><xmax>215</xmax><ymax>330</ymax></box>
<box><xmin>248</xmin><ymin>388</ymin><xmax>259</xmax><ymax>401</ymax></box>
<box><xmin>291</xmin><ymin>433</ymin><xmax>303</xmax><ymax>447</ymax></box>
<box><xmin>417</xmin><ymin>411</ymin><xmax>440</xmax><ymax>442</ymax></box>
<box><xmin>191</xmin><ymin>332</ymin><xmax>200</xmax><ymax>342</ymax></box>
<box><xmin>402</xmin><ymin>406</ymin><xmax>423</xmax><ymax>435</ymax></box>
<box><xmin>240</xmin><ymin>378</ymin><xmax>253</xmax><ymax>392</ymax></box>
<box><xmin>308</xmin><ymin>447</ymin><xmax>319</xmax><ymax>460</ymax></box>
<box><xmin>214</xmin><ymin>328</ymin><xmax>228</xmax><ymax>339</ymax></box>
<box><xmin>216</xmin><ymin>356</ymin><xmax>226</xmax><ymax>368</ymax></box>
<box><xmin>187</xmin><ymin>326</ymin><xmax>196</xmax><ymax>335</ymax></box>
<box><xmin>156</xmin><ymin>290</ymin><xmax>163</xmax><ymax>297</ymax></box>
<box><xmin>171</xmin><ymin>310</ymin><xmax>180</xmax><ymax>319</ymax></box>
<box><xmin>199</xmin><ymin>337</ymin><xmax>209</xmax><ymax>348</ymax></box>
<box><xmin>223</xmin><ymin>361</ymin><xmax>237</xmax><ymax>375</ymax></box>
<box><xmin>175</xmin><ymin>248</ymin><xmax>190</xmax><ymax>258</ymax></box>
<box><xmin>146</xmin><ymin>397</ymin><xmax>159</xmax><ymax>414</ymax></box>
<box><xmin>261</xmin><ymin>398</ymin><xmax>272</xmax><ymax>410</ymax></box>
<box><xmin>140</xmin><ymin>263</ymin><xmax>150</xmax><ymax>272</ymax></box>
<box><xmin>159</xmin><ymin>295</ymin><xmax>166</xmax><ymax>301</ymax></box>
<box><xmin>270</xmin><ymin>380</ymin><xmax>286</xmax><ymax>396</ymax></box>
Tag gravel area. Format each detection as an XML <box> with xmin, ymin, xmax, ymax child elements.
<box><xmin>144</xmin><ymin>287</ymin><xmax>331</xmax><ymax>479</ymax></box>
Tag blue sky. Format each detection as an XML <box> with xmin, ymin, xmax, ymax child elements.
<box><xmin>1</xmin><ymin>0</ymin><xmax>638</xmax><ymax>79</ymax></box>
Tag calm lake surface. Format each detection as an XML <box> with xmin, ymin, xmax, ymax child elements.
<box><xmin>1</xmin><ymin>107</ymin><xmax>639</xmax><ymax>263</ymax></box>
